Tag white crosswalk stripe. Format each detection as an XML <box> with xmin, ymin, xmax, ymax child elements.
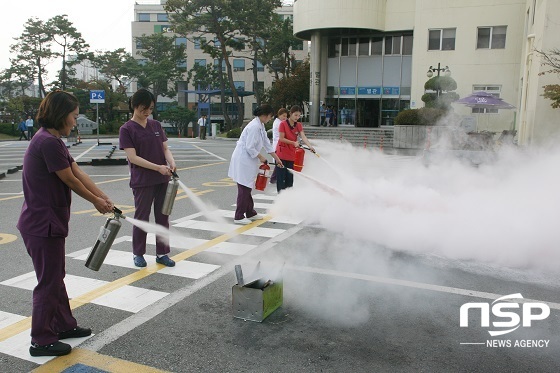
<box><xmin>0</xmin><ymin>194</ymin><xmax>304</xmax><ymax>364</ymax></box>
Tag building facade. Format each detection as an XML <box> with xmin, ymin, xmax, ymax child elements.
<box><xmin>132</xmin><ymin>1</ymin><xmax>309</xmax><ymax>122</ymax></box>
<box><xmin>294</xmin><ymin>0</ymin><xmax>559</xmax><ymax>146</ymax></box>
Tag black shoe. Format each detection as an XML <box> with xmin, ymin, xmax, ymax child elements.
<box><xmin>58</xmin><ymin>326</ymin><xmax>92</xmax><ymax>340</ymax></box>
<box><xmin>29</xmin><ymin>341</ymin><xmax>71</xmax><ymax>357</ymax></box>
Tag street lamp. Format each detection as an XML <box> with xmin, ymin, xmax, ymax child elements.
<box><xmin>426</xmin><ymin>63</ymin><xmax>451</xmax><ymax>97</ymax></box>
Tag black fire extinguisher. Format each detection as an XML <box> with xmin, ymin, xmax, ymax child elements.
<box><xmin>85</xmin><ymin>207</ymin><xmax>124</xmax><ymax>271</ymax></box>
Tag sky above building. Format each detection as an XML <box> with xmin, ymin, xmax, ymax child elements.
<box><xmin>1</xmin><ymin>0</ymin><xmax>135</xmax><ymax>74</ymax></box>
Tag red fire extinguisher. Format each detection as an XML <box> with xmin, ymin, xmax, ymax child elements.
<box><xmin>293</xmin><ymin>147</ymin><xmax>305</xmax><ymax>172</ymax></box>
<box><xmin>255</xmin><ymin>162</ymin><xmax>271</xmax><ymax>191</ymax></box>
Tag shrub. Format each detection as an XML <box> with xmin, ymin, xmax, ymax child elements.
<box><xmin>394</xmin><ymin>108</ymin><xmax>447</xmax><ymax>126</ymax></box>
<box><xmin>0</xmin><ymin>123</ymin><xmax>16</xmax><ymax>135</ymax></box>
<box><xmin>227</xmin><ymin>127</ymin><xmax>241</xmax><ymax>138</ymax></box>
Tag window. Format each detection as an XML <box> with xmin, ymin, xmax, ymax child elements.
<box><xmin>328</xmin><ymin>38</ymin><xmax>340</xmax><ymax>58</ymax></box>
<box><xmin>233</xmin><ymin>59</ymin><xmax>245</xmax><ymax>72</ymax></box>
<box><xmin>341</xmin><ymin>38</ymin><xmax>357</xmax><ymax>57</ymax></box>
<box><xmin>138</xmin><ymin>13</ymin><xmax>150</xmax><ymax>22</ymax></box>
<box><xmin>234</xmin><ymin>81</ymin><xmax>245</xmax><ymax>90</ymax></box>
<box><xmin>214</xmin><ymin>37</ymin><xmax>221</xmax><ymax>47</ymax></box>
<box><xmin>428</xmin><ymin>28</ymin><xmax>456</xmax><ymax>50</ymax></box>
<box><xmin>157</xmin><ymin>13</ymin><xmax>168</xmax><ymax>22</ymax></box>
<box><xmin>177</xmin><ymin>59</ymin><xmax>186</xmax><ymax>68</ymax></box>
<box><xmin>292</xmin><ymin>41</ymin><xmax>304</xmax><ymax>51</ymax></box>
<box><xmin>402</xmin><ymin>35</ymin><xmax>413</xmax><ymax>55</ymax></box>
<box><xmin>358</xmin><ymin>38</ymin><xmax>369</xmax><ymax>56</ymax></box>
<box><xmin>385</xmin><ymin>36</ymin><xmax>401</xmax><ymax>55</ymax></box>
<box><xmin>477</xmin><ymin>26</ymin><xmax>506</xmax><ymax>49</ymax></box>
<box><xmin>137</xmin><ymin>59</ymin><xmax>147</xmax><ymax>66</ymax></box>
<box><xmin>214</xmin><ymin>59</ymin><xmax>226</xmax><ymax>72</ymax></box>
<box><xmin>472</xmin><ymin>85</ymin><xmax>501</xmax><ymax>113</ymax></box>
<box><xmin>175</xmin><ymin>37</ymin><xmax>187</xmax><ymax>46</ymax></box>
<box><xmin>371</xmin><ymin>37</ymin><xmax>383</xmax><ymax>55</ymax></box>
<box><xmin>256</xmin><ymin>61</ymin><xmax>264</xmax><ymax>72</ymax></box>
<box><xmin>194</xmin><ymin>37</ymin><xmax>206</xmax><ymax>49</ymax></box>
<box><xmin>253</xmin><ymin>81</ymin><xmax>264</xmax><ymax>92</ymax></box>
<box><xmin>136</xmin><ymin>39</ymin><xmax>144</xmax><ymax>49</ymax></box>
<box><xmin>194</xmin><ymin>59</ymin><xmax>206</xmax><ymax>67</ymax></box>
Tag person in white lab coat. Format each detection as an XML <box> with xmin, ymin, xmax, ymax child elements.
<box><xmin>228</xmin><ymin>104</ymin><xmax>284</xmax><ymax>225</ymax></box>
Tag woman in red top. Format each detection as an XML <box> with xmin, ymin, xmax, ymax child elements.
<box><xmin>275</xmin><ymin>105</ymin><xmax>315</xmax><ymax>192</ymax></box>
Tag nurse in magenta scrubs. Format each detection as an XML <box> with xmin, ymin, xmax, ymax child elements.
<box><xmin>17</xmin><ymin>90</ymin><xmax>114</xmax><ymax>357</ymax></box>
<box><xmin>119</xmin><ymin>89</ymin><xmax>177</xmax><ymax>268</ymax></box>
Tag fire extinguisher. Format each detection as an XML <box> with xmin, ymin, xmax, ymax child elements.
<box><xmin>85</xmin><ymin>207</ymin><xmax>124</xmax><ymax>271</ymax></box>
<box><xmin>255</xmin><ymin>162</ymin><xmax>271</xmax><ymax>191</ymax></box>
<box><xmin>293</xmin><ymin>147</ymin><xmax>305</xmax><ymax>172</ymax></box>
<box><xmin>162</xmin><ymin>171</ymin><xmax>180</xmax><ymax>215</ymax></box>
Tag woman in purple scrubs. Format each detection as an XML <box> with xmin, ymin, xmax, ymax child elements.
<box><xmin>17</xmin><ymin>90</ymin><xmax>114</xmax><ymax>357</ymax></box>
<box><xmin>119</xmin><ymin>89</ymin><xmax>177</xmax><ymax>268</ymax></box>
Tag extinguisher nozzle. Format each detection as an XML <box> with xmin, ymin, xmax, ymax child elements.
<box><xmin>171</xmin><ymin>170</ymin><xmax>179</xmax><ymax>178</ymax></box>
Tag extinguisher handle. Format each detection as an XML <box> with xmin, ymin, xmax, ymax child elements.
<box><xmin>171</xmin><ymin>170</ymin><xmax>179</xmax><ymax>178</ymax></box>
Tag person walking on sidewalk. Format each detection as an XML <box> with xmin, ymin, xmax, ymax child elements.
<box><xmin>26</xmin><ymin>115</ymin><xmax>34</xmax><ymax>139</ymax></box>
<box><xmin>198</xmin><ymin>114</ymin><xmax>207</xmax><ymax>140</ymax></box>
<box><xmin>275</xmin><ymin>105</ymin><xmax>315</xmax><ymax>193</ymax></box>
<box><xmin>17</xmin><ymin>90</ymin><xmax>115</xmax><ymax>357</ymax></box>
<box><xmin>119</xmin><ymin>88</ymin><xmax>177</xmax><ymax>268</ymax></box>
<box><xmin>18</xmin><ymin>118</ymin><xmax>28</xmax><ymax>140</ymax></box>
<box><xmin>228</xmin><ymin>104</ymin><xmax>283</xmax><ymax>225</ymax></box>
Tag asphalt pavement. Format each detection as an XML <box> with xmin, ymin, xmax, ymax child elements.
<box><xmin>0</xmin><ymin>138</ymin><xmax>559</xmax><ymax>372</ymax></box>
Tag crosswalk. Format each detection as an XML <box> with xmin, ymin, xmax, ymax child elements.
<box><xmin>0</xmin><ymin>194</ymin><xmax>302</xmax><ymax>364</ymax></box>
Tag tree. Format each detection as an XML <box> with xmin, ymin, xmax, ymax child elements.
<box><xmin>263</xmin><ymin>59</ymin><xmax>310</xmax><ymax>110</ymax></box>
<box><xmin>233</xmin><ymin>0</ymin><xmax>282</xmax><ymax>106</ymax></box>
<box><xmin>92</xmin><ymin>48</ymin><xmax>137</xmax><ymax>94</ymax></box>
<box><xmin>166</xmin><ymin>0</ymin><xmax>246</xmax><ymax>127</ymax></box>
<box><xmin>421</xmin><ymin>75</ymin><xmax>459</xmax><ymax>111</ymax></box>
<box><xmin>10</xmin><ymin>17</ymin><xmax>54</xmax><ymax>98</ymax></box>
<box><xmin>158</xmin><ymin>102</ymin><xmax>197</xmax><ymax>136</ymax></box>
<box><xmin>535</xmin><ymin>48</ymin><xmax>560</xmax><ymax>108</ymax></box>
<box><xmin>260</xmin><ymin>15</ymin><xmax>303</xmax><ymax>80</ymax></box>
<box><xmin>129</xmin><ymin>33</ymin><xmax>187</xmax><ymax>119</ymax></box>
<box><xmin>47</xmin><ymin>15</ymin><xmax>90</xmax><ymax>91</ymax></box>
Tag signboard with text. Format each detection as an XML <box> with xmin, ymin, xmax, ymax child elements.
<box><xmin>89</xmin><ymin>90</ymin><xmax>105</xmax><ymax>104</ymax></box>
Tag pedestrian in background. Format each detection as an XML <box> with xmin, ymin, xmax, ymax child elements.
<box><xmin>270</xmin><ymin>108</ymin><xmax>288</xmax><ymax>184</ymax></box>
<box><xmin>275</xmin><ymin>105</ymin><xmax>315</xmax><ymax>193</ymax></box>
<box><xmin>17</xmin><ymin>90</ymin><xmax>114</xmax><ymax>357</ymax></box>
<box><xmin>228</xmin><ymin>104</ymin><xmax>283</xmax><ymax>225</ymax></box>
<box><xmin>26</xmin><ymin>115</ymin><xmax>34</xmax><ymax>139</ymax></box>
<box><xmin>119</xmin><ymin>88</ymin><xmax>177</xmax><ymax>268</ymax></box>
<box><xmin>18</xmin><ymin>118</ymin><xmax>28</xmax><ymax>140</ymax></box>
<box><xmin>198</xmin><ymin>114</ymin><xmax>207</xmax><ymax>140</ymax></box>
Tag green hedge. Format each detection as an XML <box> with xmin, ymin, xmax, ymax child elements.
<box><xmin>394</xmin><ymin>108</ymin><xmax>447</xmax><ymax>126</ymax></box>
<box><xmin>0</xmin><ymin>123</ymin><xmax>16</xmax><ymax>136</ymax></box>
<box><xmin>227</xmin><ymin>128</ymin><xmax>241</xmax><ymax>138</ymax></box>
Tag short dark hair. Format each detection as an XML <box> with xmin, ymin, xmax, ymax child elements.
<box><xmin>253</xmin><ymin>104</ymin><xmax>274</xmax><ymax>117</ymax></box>
<box><xmin>129</xmin><ymin>88</ymin><xmax>156</xmax><ymax>112</ymax></box>
<box><xmin>289</xmin><ymin>105</ymin><xmax>302</xmax><ymax>114</ymax></box>
<box><xmin>36</xmin><ymin>90</ymin><xmax>79</xmax><ymax>131</ymax></box>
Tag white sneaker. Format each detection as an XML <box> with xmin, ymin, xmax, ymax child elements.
<box><xmin>247</xmin><ymin>213</ymin><xmax>265</xmax><ymax>221</ymax></box>
<box><xmin>233</xmin><ymin>218</ymin><xmax>252</xmax><ymax>225</ymax></box>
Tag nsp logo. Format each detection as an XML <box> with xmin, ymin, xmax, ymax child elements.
<box><xmin>460</xmin><ymin>293</ymin><xmax>550</xmax><ymax>336</ymax></box>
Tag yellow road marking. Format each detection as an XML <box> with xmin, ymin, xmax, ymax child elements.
<box><xmin>0</xmin><ymin>195</ymin><xmax>24</xmax><ymax>201</ymax></box>
<box><xmin>32</xmin><ymin>348</ymin><xmax>170</xmax><ymax>373</ymax></box>
<box><xmin>0</xmin><ymin>233</ymin><xmax>17</xmax><ymax>244</ymax></box>
<box><xmin>0</xmin><ymin>216</ymin><xmax>271</xmax><ymax>342</ymax></box>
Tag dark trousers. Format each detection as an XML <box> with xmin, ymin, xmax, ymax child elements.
<box><xmin>19</xmin><ymin>130</ymin><xmax>28</xmax><ymax>140</ymax></box>
<box><xmin>27</xmin><ymin>127</ymin><xmax>34</xmax><ymax>139</ymax></box>
<box><xmin>235</xmin><ymin>183</ymin><xmax>257</xmax><ymax>220</ymax></box>
<box><xmin>200</xmin><ymin>126</ymin><xmax>206</xmax><ymax>140</ymax></box>
<box><xmin>22</xmin><ymin>233</ymin><xmax>77</xmax><ymax>345</ymax></box>
<box><xmin>276</xmin><ymin>160</ymin><xmax>294</xmax><ymax>193</ymax></box>
<box><xmin>132</xmin><ymin>183</ymin><xmax>170</xmax><ymax>256</ymax></box>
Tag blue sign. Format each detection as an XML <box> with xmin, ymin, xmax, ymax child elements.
<box><xmin>383</xmin><ymin>87</ymin><xmax>400</xmax><ymax>95</ymax></box>
<box><xmin>90</xmin><ymin>90</ymin><xmax>105</xmax><ymax>104</ymax></box>
<box><xmin>358</xmin><ymin>87</ymin><xmax>381</xmax><ymax>95</ymax></box>
<box><xmin>339</xmin><ymin>87</ymin><xmax>356</xmax><ymax>95</ymax></box>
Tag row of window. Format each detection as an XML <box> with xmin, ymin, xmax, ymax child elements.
<box><xmin>138</xmin><ymin>13</ymin><xmax>168</xmax><ymax>22</ymax></box>
<box><xmin>137</xmin><ymin>35</ymin><xmax>305</xmax><ymax>51</ymax></box>
<box><xmin>329</xmin><ymin>35</ymin><xmax>413</xmax><ymax>57</ymax></box>
<box><xmin>428</xmin><ymin>26</ymin><xmax>507</xmax><ymax>51</ymax></box>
